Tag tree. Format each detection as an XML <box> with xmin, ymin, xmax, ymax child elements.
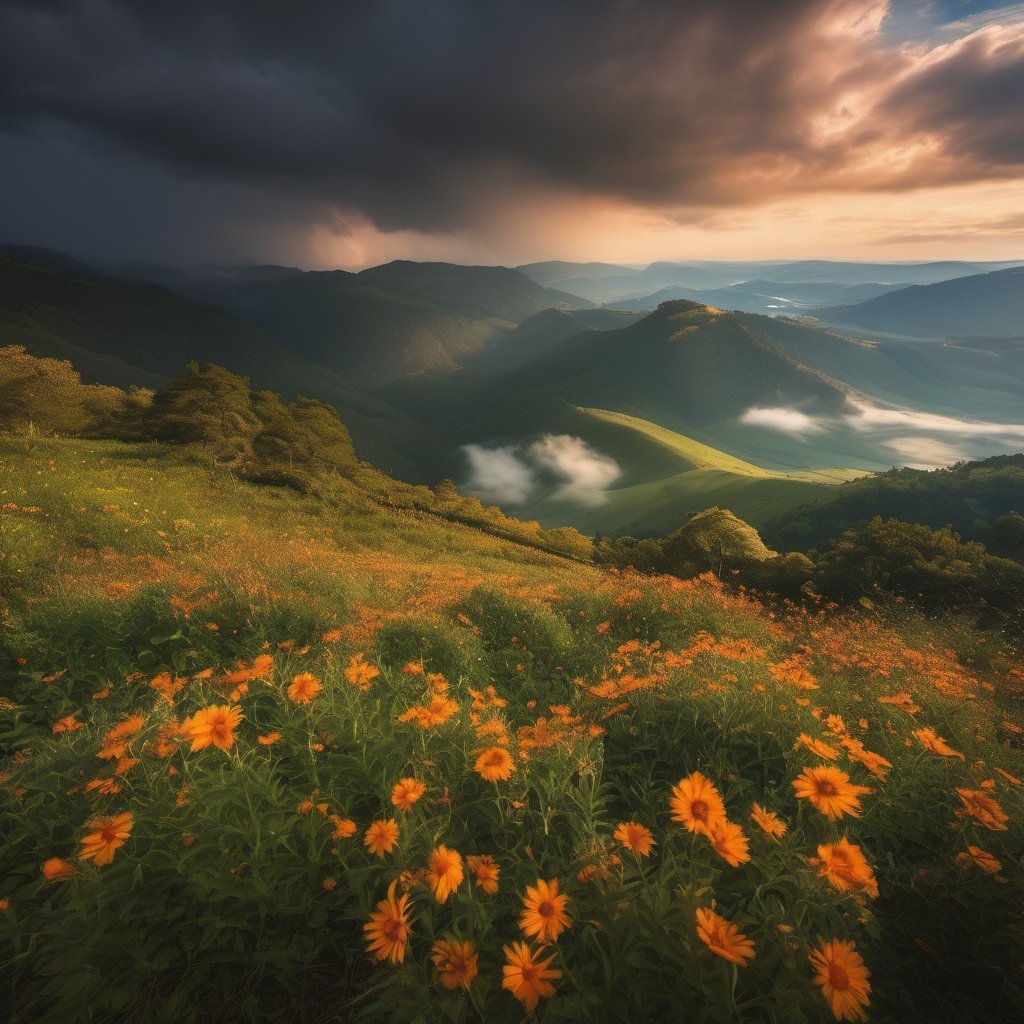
<box><xmin>662</xmin><ymin>507</ymin><xmax>774</xmax><ymax>577</ymax></box>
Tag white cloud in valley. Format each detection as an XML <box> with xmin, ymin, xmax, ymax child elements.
<box><xmin>460</xmin><ymin>444</ymin><xmax>535</xmax><ymax>505</ymax></box>
<box><xmin>462</xmin><ymin>434</ymin><xmax>621</xmax><ymax>508</ymax></box>
<box><xmin>528</xmin><ymin>434</ymin><xmax>623</xmax><ymax>507</ymax></box>
<box><xmin>740</xmin><ymin>406</ymin><xmax>827</xmax><ymax>437</ymax></box>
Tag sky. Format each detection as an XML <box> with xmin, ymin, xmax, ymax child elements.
<box><xmin>0</xmin><ymin>0</ymin><xmax>1022</xmax><ymax>270</ymax></box>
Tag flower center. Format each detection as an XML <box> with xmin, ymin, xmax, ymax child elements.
<box><xmin>538</xmin><ymin>900</ymin><xmax>555</xmax><ymax>918</ymax></box>
<box><xmin>382</xmin><ymin>918</ymin><xmax>402</xmax><ymax>940</ymax></box>
<box><xmin>520</xmin><ymin>963</ymin><xmax>538</xmax><ymax>982</ymax></box>
<box><xmin>691</xmin><ymin>800</ymin><xmax>708</xmax><ymax>820</ymax></box>
<box><xmin>815</xmin><ymin>780</ymin><xmax>837</xmax><ymax>796</ymax></box>
<box><xmin>828</xmin><ymin>962</ymin><xmax>850</xmax><ymax>991</ymax></box>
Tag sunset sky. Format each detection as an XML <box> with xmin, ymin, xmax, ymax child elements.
<box><xmin>1</xmin><ymin>0</ymin><xmax>1022</xmax><ymax>269</ymax></box>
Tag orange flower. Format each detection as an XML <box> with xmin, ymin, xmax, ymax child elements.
<box><xmin>809</xmin><ymin>938</ymin><xmax>871</xmax><ymax>1021</ymax></box>
<box><xmin>467</xmin><ymin>854</ymin><xmax>501</xmax><ymax>894</ymax></box>
<box><xmin>250</xmin><ymin>654</ymin><xmax>275</xmax><ymax>680</ymax></box>
<box><xmin>793</xmin><ymin>766</ymin><xmax>872</xmax><ymax>821</ymax></box>
<box><xmin>955</xmin><ymin>845</ymin><xmax>1002</xmax><ymax>873</ymax></box>
<box><xmin>811</xmin><ymin>838</ymin><xmax>879</xmax><ymax>898</ymax></box>
<box><xmin>431</xmin><ymin>937</ymin><xmax>479</xmax><ymax>990</ymax></box>
<box><xmin>995</xmin><ymin>767</ymin><xmax>1022</xmax><ymax>785</ymax></box>
<box><xmin>474</xmin><ymin>746</ymin><xmax>515</xmax><ymax>782</ymax></box>
<box><xmin>695</xmin><ymin>907</ymin><xmax>755</xmax><ymax>966</ymax></box>
<box><xmin>52</xmin><ymin>715</ymin><xmax>85</xmax><ymax>734</ymax></box>
<box><xmin>750</xmin><ymin>803</ymin><xmax>787</xmax><ymax>842</ymax></box>
<box><xmin>364</xmin><ymin>819</ymin><xmax>400</xmax><ymax>856</ymax></box>
<box><xmin>344</xmin><ymin>653</ymin><xmax>380</xmax><ymax>691</ymax></box>
<box><xmin>41</xmin><ymin>857</ymin><xmax>77</xmax><ymax>881</ymax></box>
<box><xmin>257</xmin><ymin>731</ymin><xmax>282</xmax><ymax>746</ymax></box>
<box><xmin>97</xmin><ymin>715</ymin><xmax>146</xmax><ymax>759</ymax></box>
<box><xmin>797</xmin><ymin>733</ymin><xmax>841</xmax><ymax>761</ymax></box>
<box><xmin>502</xmin><ymin>941</ymin><xmax>560</xmax><ymax>1010</ymax></box>
<box><xmin>613</xmin><ymin>821</ymin><xmax>656</xmax><ymax>857</ymax></box>
<box><xmin>520</xmin><ymin>878</ymin><xmax>571</xmax><ymax>943</ymax></box>
<box><xmin>669</xmin><ymin>772</ymin><xmax>726</xmax><ymax>835</ymax></box>
<box><xmin>79</xmin><ymin>811</ymin><xmax>133</xmax><ymax>866</ymax></box>
<box><xmin>426</xmin><ymin>845</ymin><xmax>464</xmax><ymax>903</ymax></box>
<box><xmin>363</xmin><ymin>879</ymin><xmax>412</xmax><ymax>964</ymax></box>
<box><xmin>840</xmin><ymin>738</ymin><xmax>892</xmax><ymax>780</ymax></box>
<box><xmin>322</xmin><ymin>877</ymin><xmax>337</xmax><ymax>891</ymax></box>
<box><xmin>955</xmin><ymin>789</ymin><xmax>1009</xmax><ymax>830</ymax></box>
<box><xmin>391</xmin><ymin>778</ymin><xmax>426</xmax><ymax>812</ymax></box>
<box><xmin>330</xmin><ymin>815</ymin><xmax>357</xmax><ymax>839</ymax></box>
<box><xmin>287</xmin><ymin>673</ymin><xmax>322</xmax><ymax>704</ymax></box>
<box><xmin>180</xmin><ymin>705</ymin><xmax>243</xmax><ymax>751</ymax></box>
<box><xmin>708</xmin><ymin>820</ymin><xmax>751</xmax><ymax>867</ymax></box>
<box><xmin>913</xmin><ymin>727</ymin><xmax>964</xmax><ymax>760</ymax></box>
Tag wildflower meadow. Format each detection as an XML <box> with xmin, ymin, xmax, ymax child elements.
<box><xmin>1</xmin><ymin>437</ymin><xmax>1022</xmax><ymax>1023</ymax></box>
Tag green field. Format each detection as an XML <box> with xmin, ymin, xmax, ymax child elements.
<box><xmin>524</xmin><ymin>408</ymin><xmax>865</xmax><ymax>536</ymax></box>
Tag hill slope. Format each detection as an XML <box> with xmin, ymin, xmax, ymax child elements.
<box><xmin>820</xmin><ymin>266</ymin><xmax>1024</xmax><ymax>338</ymax></box>
<box><xmin>0</xmin><ymin>255</ymin><xmax>446</xmax><ymax>478</ymax></box>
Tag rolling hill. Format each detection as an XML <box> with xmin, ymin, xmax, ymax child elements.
<box><xmin>139</xmin><ymin>259</ymin><xmax>594</xmax><ymax>388</ymax></box>
<box><xmin>819</xmin><ymin>266</ymin><xmax>1024</xmax><ymax>338</ymax></box>
<box><xmin>0</xmin><ymin>254</ymin><xmax>447</xmax><ymax>478</ymax></box>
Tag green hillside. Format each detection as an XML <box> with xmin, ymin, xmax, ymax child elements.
<box><xmin>0</xmin><ymin>255</ymin><xmax>448</xmax><ymax>479</ymax></box>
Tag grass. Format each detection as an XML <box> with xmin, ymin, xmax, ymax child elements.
<box><xmin>1</xmin><ymin>437</ymin><xmax>1023</xmax><ymax>1023</ymax></box>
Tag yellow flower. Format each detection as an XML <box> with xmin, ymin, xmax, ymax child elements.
<box><xmin>793</xmin><ymin>766</ymin><xmax>872</xmax><ymax>821</ymax></box>
<box><xmin>520</xmin><ymin>878</ymin><xmax>571</xmax><ymax>943</ymax></box>
<box><xmin>467</xmin><ymin>854</ymin><xmax>500</xmax><ymax>894</ymax></box>
<box><xmin>502</xmin><ymin>941</ymin><xmax>560</xmax><ymax>1010</ymax></box>
<box><xmin>695</xmin><ymin>907</ymin><xmax>755</xmax><ymax>966</ymax></box>
<box><xmin>426</xmin><ymin>845</ymin><xmax>464</xmax><ymax>903</ymax></box>
<box><xmin>613</xmin><ymin>821</ymin><xmax>656</xmax><ymax>857</ymax></box>
<box><xmin>809</xmin><ymin>938</ymin><xmax>871</xmax><ymax>1021</ymax></box>
<box><xmin>750</xmin><ymin>803</ymin><xmax>787</xmax><ymax>842</ymax></box>
<box><xmin>811</xmin><ymin>838</ymin><xmax>879</xmax><ymax>898</ymax></box>
<box><xmin>79</xmin><ymin>812</ymin><xmax>133</xmax><ymax>866</ymax></box>
<box><xmin>364</xmin><ymin>819</ymin><xmax>400</xmax><ymax>856</ymax></box>
<box><xmin>287</xmin><ymin>673</ymin><xmax>322</xmax><ymax>704</ymax></box>
<box><xmin>431</xmin><ymin>937</ymin><xmax>479</xmax><ymax>990</ymax></box>
<box><xmin>363</xmin><ymin>879</ymin><xmax>412</xmax><ymax>964</ymax></box>
<box><xmin>180</xmin><ymin>705</ymin><xmax>243</xmax><ymax>751</ymax></box>
<box><xmin>669</xmin><ymin>772</ymin><xmax>726</xmax><ymax>835</ymax></box>
<box><xmin>391</xmin><ymin>777</ymin><xmax>426</xmax><ymax>812</ymax></box>
<box><xmin>474</xmin><ymin>746</ymin><xmax>516</xmax><ymax>782</ymax></box>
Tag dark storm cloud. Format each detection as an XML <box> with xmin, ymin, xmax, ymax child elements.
<box><xmin>0</xmin><ymin>0</ymin><xmax>1022</xmax><ymax>242</ymax></box>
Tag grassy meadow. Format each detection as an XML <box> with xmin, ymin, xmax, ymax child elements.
<box><xmin>1</xmin><ymin>437</ymin><xmax>1022</xmax><ymax>1023</ymax></box>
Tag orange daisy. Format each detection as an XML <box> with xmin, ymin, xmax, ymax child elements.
<box><xmin>474</xmin><ymin>746</ymin><xmax>515</xmax><ymax>782</ymax></box>
<box><xmin>913</xmin><ymin>727</ymin><xmax>964</xmax><ymax>760</ymax></box>
<box><xmin>330</xmin><ymin>815</ymin><xmax>357</xmax><ymax>839</ymax></box>
<box><xmin>391</xmin><ymin>777</ymin><xmax>426</xmax><ymax>812</ymax></box>
<box><xmin>344</xmin><ymin>653</ymin><xmax>380</xmax><ymax>691</ymax></box>
<box><xmin>364</xmin><ymin>818</ymin><xmax>400</xmax><ymax>856</ymax></box>
<box><xmin>708</xmin><ymin>820</ymin><xmax>751</xmax><ymax>867</ymax></box>
<box><xmin>363</xmin><ymin>879</ymin><xmax>412</xmax><ymax>964</ymax></box>
<box><xmin>811</xmin><ymin>838</ymin><xmax>879</xmax><ymax>898</ymax></box>
<box><xmin>426</xmin><ymin>845</ymin><xmax>464</xmax><ymax>903</ymax></box>
<box><xmin>793</xmin><ymin>766</ymin><xmax>872</xmax><ymax>821</ymax></box>
<box><xmin>955</xmin><ymin>845</ymin><xmax>1002</xmax><ymax>874</ymax></box>
<box><xmin>502</xmin><ymin>941</ymin><xmax>560</xmax><ymax>1011</ymax></box>
<box><xmin>750</xmin><ymin>803</ymin><xmax>787</xmax><ymax>842</ymax></box>
<box><xmin>669</xmin><ymin>772</ymin><xmax>727</xmax><ymax>835</ymax></box>
<box><xmin>809</xmin><ymin>938</ymin><xmax>871</xmax><ymax>1021</ymax></box>
<box><xmin>467</xmin><ymin>854</ymin><xmax>501</xmax><ymax>894</ymax></box>
<box><xmin>955</xmin><ymin>788</ymin><xmax>1009</xmax><ymax>830</ymax></box>
<box><xmin>79</xmin><ymin>811</ymin><xmax>134</xmax><ymax>866</ymax></box>
<box><xmin>287</xmin><ymin>673</ymin><xmax>322</xmax><ymax>704</ymax></box>
<box><xmin>431</xmin><ymin>937</ymin><xmax>479</xmax><ymax>990</ymax></box>
<box><xmin>257</xmin><ymin>731</ymin><xmax>282</xmax><ymax>746</ymax></box>
<box><xmin>520</xmin><ymin>878</ymin><xmax>571</xmax><ymax>943</ymax></box>
<box><xmin>180</xmin><ymin>705</ymin><xmax>243</xmax><ymax>751</ymax></box>
<box><xmin>613</xmin><ymin>821</ymin><xmax>656</xmax><ymax>857</ymax></box>
<box><xmin>695</xmin><ymin>907</ymin><xmax>756</xmax><ymax>966</ymax></box>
